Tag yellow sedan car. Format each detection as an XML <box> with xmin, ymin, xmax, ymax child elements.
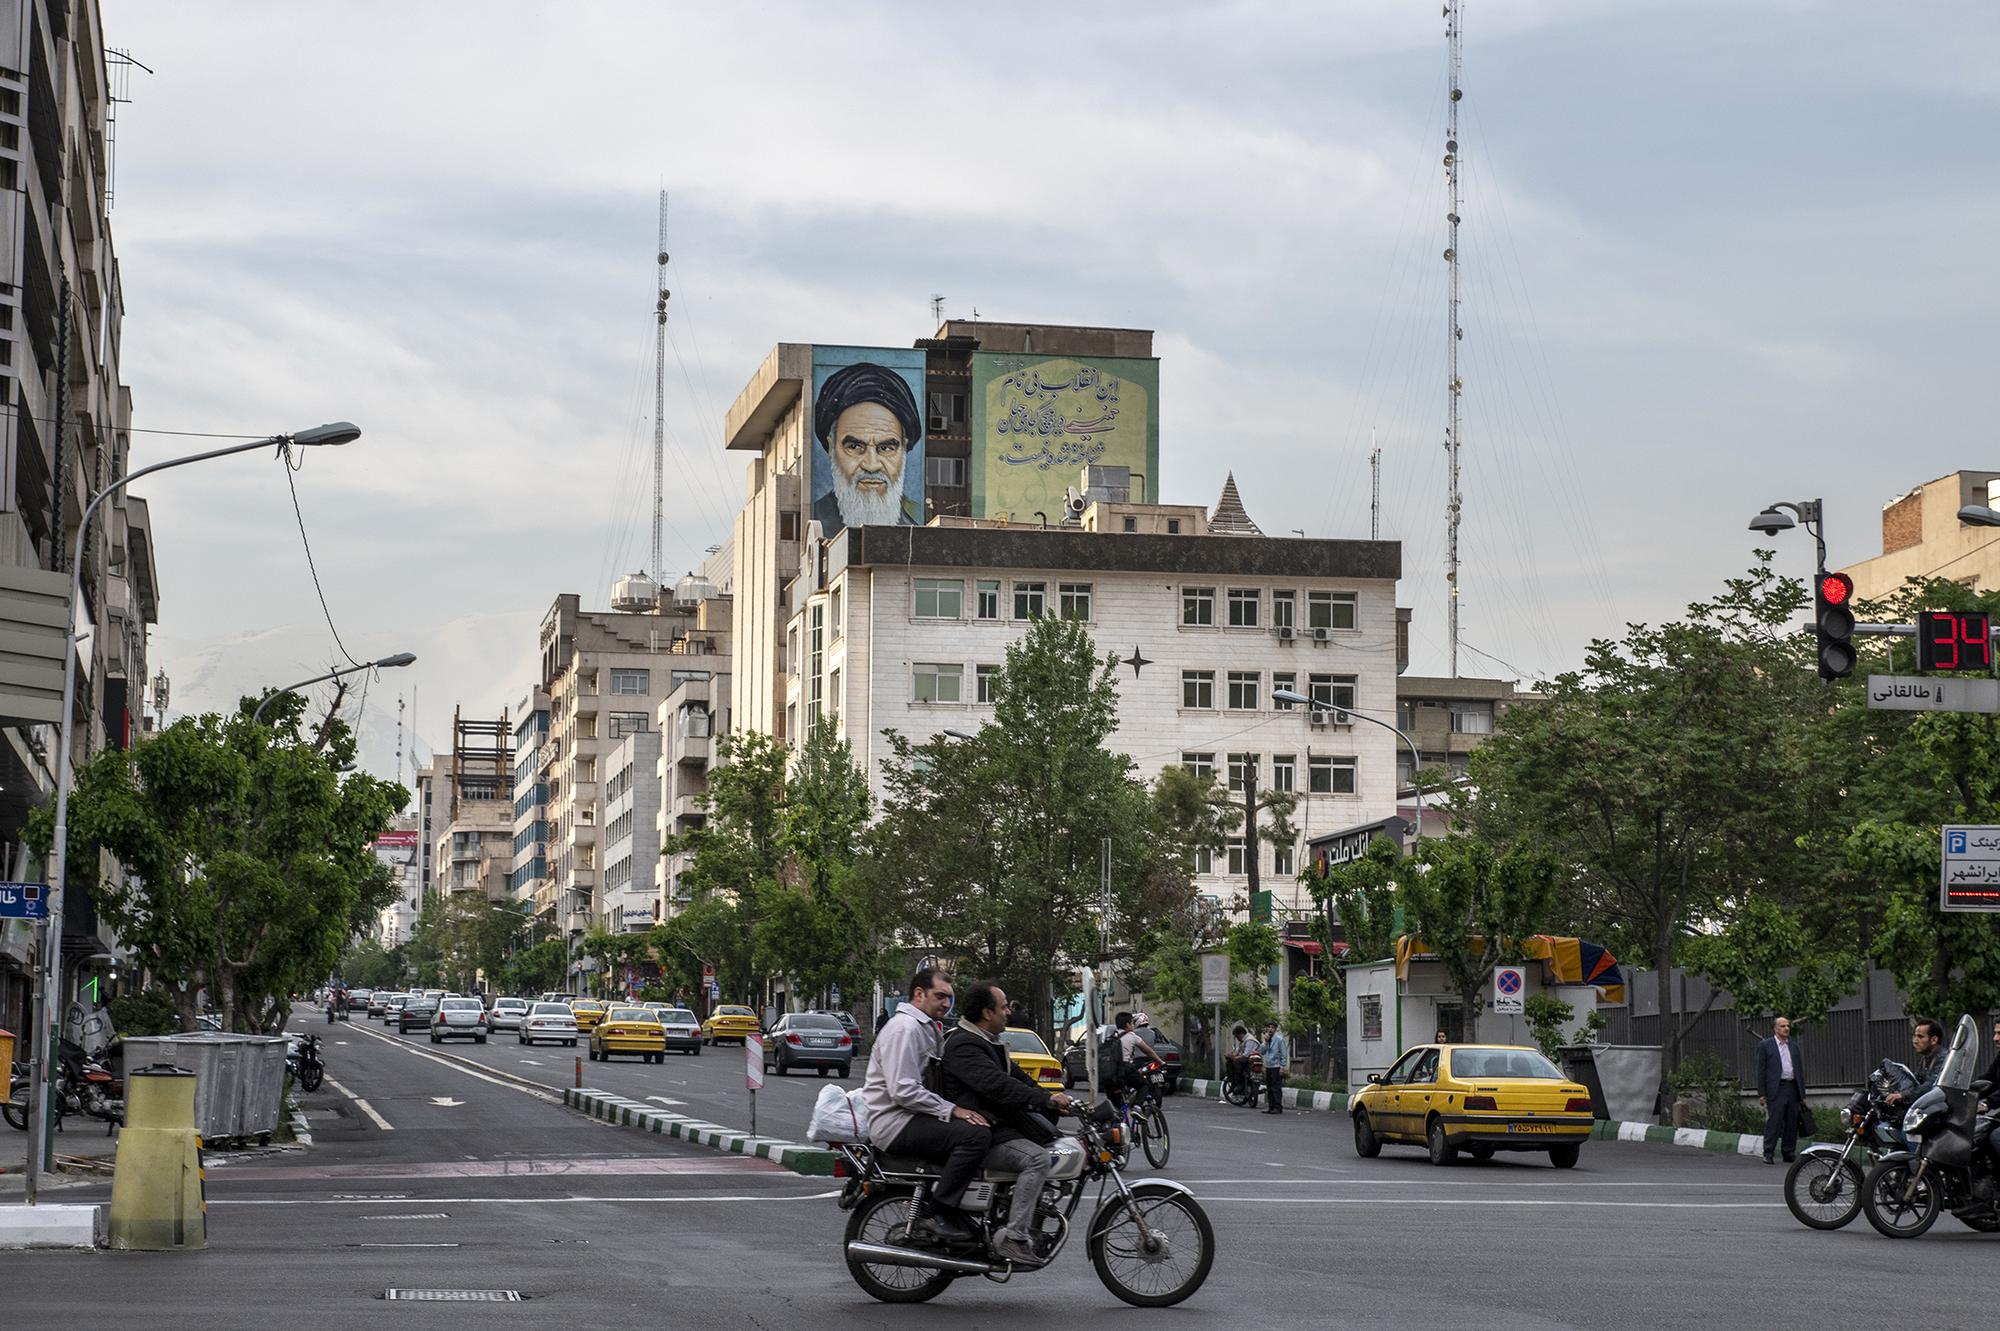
<box><xmin>590</xmin><ymin>1007</ymin><xmax>669</xmax><ymax>1064</ymax></box>
<box><xmin>1350</xmin><ymin>1043</ymin><xmax>1595</xmax><ymax>1168</ymax></box>
<box><xmin>702</xmin><ymin>1004</ymin><xmax>761</xmax><ymax>1046</ymax></box>
<box><xmin>568</xmin><ymin>998</ymin><xmax>608</xmax><ymax>1033</ymax></box>
<box><xmin>1000</xmin><ymin>1028</ymin><xmax>1067</xmax><ymax>1094</ymax></box>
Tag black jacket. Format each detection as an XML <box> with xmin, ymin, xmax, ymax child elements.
<box><xmin>1755</xmin><ymin>1036</ymin><xmax>1805</xmax><ymax>1103</ymax></box>
<box><xmin>938</xmin><ymin>1024</ymin><xmax>1060</xmax><ymax>1146</ymax></box>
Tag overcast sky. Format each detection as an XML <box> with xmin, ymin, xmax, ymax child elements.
<box><xmin>104</xmin><ymin>1</ymin><xmax>1999</xmax><ymax>784</ymax></box>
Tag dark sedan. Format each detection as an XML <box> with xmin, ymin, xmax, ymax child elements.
<box><xmin>398</xmin><ymin>998</ymin><xmax>440</xmax><ymax>1033</ymax></box>
<box><xmin>763</xmin><ymin>1013</ymin><xmax>854</xmax><ymax>1077</ymax></box>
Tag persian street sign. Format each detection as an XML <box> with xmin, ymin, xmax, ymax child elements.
<box><xmin>1866</xmin><ymin>675</ymin><xmax>2000</xmax><ymax>714</ymax></box>
<box><xmin>0</xmin><ymin>881</ymin><xmax>49</xmax><ymax>919</ymax></box>
<box><xmin>1942</xmin><ymin>826</ymin><xmax>2000</xmax><ymax>913</ymax></box>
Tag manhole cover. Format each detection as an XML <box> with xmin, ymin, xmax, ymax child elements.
<box><xmin>384</xmin><ymin>1289</ymin><xmax>522</xmax><ymax>1302</ymax></box>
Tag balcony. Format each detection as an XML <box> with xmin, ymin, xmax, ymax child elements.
<box><xmin>565</xmin><ymin>907</ymin><xmax>593</xmax><ymax>933</ymax></box>
<box><xmin>675</xmin><ymin>734</ymin><xmax>710</xmax><ymax>767</ymax></box>
<box><xmin>673</xmin><ymin>793</ymin><xmax>706</xmax><ymax>824</ymax></box>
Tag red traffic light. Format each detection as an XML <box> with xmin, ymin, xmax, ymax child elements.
<box><xmin>1819</xmin><ymin>572</ymin><xmax>1854</xmax><ymax>607</ymax></box>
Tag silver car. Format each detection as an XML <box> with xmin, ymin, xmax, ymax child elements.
<box><xmin>519</xmin><ymin>1001</ymin><xmax>578</xmax><ymax>1047</ymax></box>
<box><xmin>430</xmin><ymin>997</ymin><xmax>489</xmax><ymax>1044</ymax></box>
<box><xmin>380</xmin><ymin>993</ymin><xmax>410</xmax><ymax>1023</ymax></box>
<box><xmin>488</xmin><ymin>997</ymin><xmax>530</xmax><ymax>1032</ymax></box>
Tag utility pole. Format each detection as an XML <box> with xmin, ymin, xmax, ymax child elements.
<box><xmin>1443</xmin><ymin>0</ymin><xmax>1465</xmax><ymax>678</ymax></box>
<box><xmin>653</xmin><ymin>190</ymin><xmax>671</xmax><ymax>581</ymax></box>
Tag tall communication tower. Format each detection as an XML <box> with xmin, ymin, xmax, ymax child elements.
<box><xmin>395</xmin><ymin>695</ymin><xmax>406</xmax><ymax>788</ymax></box>
<box><xmin>652</xmin><ymin>191</ymin><xmax>672</xmax><ymax>580</ymax></box>
<box><xmin>1370</xmin><ymin>428</ymin><xmax>1382</xmax><ymax>542</ymax></box>
<box><xmin>1443</xmin><ymin>0</ymin><xmax>1466</xmax><ymax>677</ymax></box>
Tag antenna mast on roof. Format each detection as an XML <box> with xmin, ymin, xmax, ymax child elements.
<box><xmin>653</xmin><ymin>191</ymin><xmax>672</xmax><ymax>581</ymax></box>
<box><xmin>396</xmin><ymin>695</ymin><xmax>405</xmax><ymax>788</ymax></box>
<box><xmin>931</xmin><ymin>293</ymin><xmax>946</xmax><ymax>325</ymax></box>
<box><xmin>1370</xmin><ymin>427</ymin><xmax>1381</xmax><ymax>541</ymax></box>
<box><xmin>1443</xmin><ymin>0</ymin><xmax>1466</xmax><ymax>678</ymax></box>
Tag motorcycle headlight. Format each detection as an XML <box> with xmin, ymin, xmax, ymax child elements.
<box><xmin>1903</xmin><ymin>1104</ymin><xmax>1932</xmax><ymax>1135</ymax></box>
<box><xmin>1838</xmin><ymin>1107</ymin><xmax>1853</xmax><ymax>1130</ymax></box>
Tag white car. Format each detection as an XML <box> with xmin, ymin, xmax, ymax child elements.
<box><xmin>488</xmin><ymin>997</ymin><xmax>530</xmax><ymax>1032</ymax></box>
<box><xmin>519</xmin><ymin>1002</ymin><xmax>578</xmax><ymax>1047</ymax></box>
<box><xmin>431</xmin><ymin>997</ymin><xmax>489</xmax><ymax>1044</ymax></box>
<box><xmin>642</xmin><ymin>1004</ymin><xmax>704</xmax><ymax>1056</ymax></box>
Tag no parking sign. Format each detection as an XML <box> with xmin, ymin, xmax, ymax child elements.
<box><xmin>1493</xmin><ymin>966</ymin><xmax>1525</xmax><ymax>1015</ymax></box>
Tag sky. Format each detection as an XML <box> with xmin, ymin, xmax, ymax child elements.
<box><xmin>103</xmin><ymin>0</ymin><xmax>2000</xmax><ymax>786</ymax></box>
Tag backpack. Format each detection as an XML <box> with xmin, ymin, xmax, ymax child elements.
<box><xmin>1096</xmin><ymin>1025</ymin><xmax>1127</xmax><ymax>1088</ymax></box>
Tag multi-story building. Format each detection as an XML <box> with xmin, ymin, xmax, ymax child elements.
<box><xmin>782</xmin><ymin>477</ymin><xmax>1402</xmax><ymax>917</ymax></box>
<box><xmin>431</xmin><ymin>707</ymin><xmax>512</xmax><ymax>902</ymax></box>
<box><xmin>1842</xmin><ymin>470</ymin><xmax>2000</xmax><ymax>602</ymax></box>
<box><xmin>510</xmin><ymin>689</ymin><xmax>550</xmax><ymax>917</ymax></box>
<box><xmin>655</xmin><ymin>607</ymin><xmax>730</xmax><ymax>919</ymax></box>
<box><xmin>412</xmin><ymin>753</ymin><xmax>446</xmax><ymax>899</ymax></box>
<box><xmin>1394</xmin><ymin>676</ymin><xmax>1536</xmax><ymax>784</ymax></box>
<box><xmin>0</xmin><ymin>1</ymin><xmax>157</xmax><ymax>1035</ymax></box>
<box><xmin>537</xmin><ymin>571</ymin><xmax>728</xmax><ymax>976</ymax></box>
<box><xmin>603</xmin><ymin>730</ymin><xmax>662</xmax><ymax>934</ymax></box>
<box><xmin>372</xmin><ymin>821</ymin><xmax>421</xmax><ymax>946</ymax></box>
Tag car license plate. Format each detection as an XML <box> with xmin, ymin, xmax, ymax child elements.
<box><xmin>1510</xmin><ymin>1123</ymin><xmax>1562</xmax><ymax>1134</ymax></box>
<box><xmin>808</xmin><ymin>1038</ymin><xmax>833</xmax><ymax>1047</ymax></box>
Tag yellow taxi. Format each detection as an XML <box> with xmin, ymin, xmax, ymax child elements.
<box><xmin>702</xmin><ymin>1004</ymin><xmax>761</xmax><ymax>1046</ymax></box>
<box><xmin>568</xmin><ymin>998</ymin><xmax>609</xmax><ymax>1033</ymax></box>
<box><xmin>1349</xmin><ymin>1043</ymin><xmax>1594</xmax><ymax>1168</ymax></box>
<box><xmin>1000</xmin><ymin>1028</ymin><xmax>1067</xmax><ymax>1094</ymax></box>
<box><xmin>590</xmin><ymin>1006</ymin><xmax>669</xmax><ymax>1064</ymax></box>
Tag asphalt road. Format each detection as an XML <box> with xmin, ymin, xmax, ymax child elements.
<box><xmin>7</xmin><ymin>1008</ymin><xmax>1995</xmax><ymax>1328</ymax></box>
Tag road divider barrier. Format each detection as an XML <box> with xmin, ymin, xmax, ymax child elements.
<box><xmin>563</xmin><ymin>1087</ymin><xmax>837</xmax><ymax>1176</ymax></box>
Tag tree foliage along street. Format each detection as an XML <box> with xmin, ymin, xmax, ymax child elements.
<box><xmin>1396</xmin><ymin>837</ymin><xmax>1560</xmax><ymax>1031</ymax></box>
<box><xmin>1302</xmin><ymin>835</ymin><xmax>1403</xmax><ymax>966</ymax></box>
<box><xmin>33</xmin><ymin>697</ymin><xmax>405</xmax><ymax>1032</ymax></box>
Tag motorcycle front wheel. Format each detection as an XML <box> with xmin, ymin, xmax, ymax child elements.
<box><xmin>1089</xmin><ymin>1182</ymin><xmax>1215</xmax><ymax>1307</ymax></box>
<box><xmin>297</xmin><ymin>1064</ymin><xmax>324</xmax><ymax>1093</ymax></box>
<box><xmin>1142</xmin><ymin>1107</ymin><xmax>1171</xmax><ymax>1169</ymax></box>
<box><xmin>1862</xmin><ymin>1159</ymin><xmax>1942</xmax><ymax>1238</ymax></box>
<box><xmin>2</xmin><ymin>1081</ymin><xmax>27</xmax><ymax>1130</ymax></box>
<box><xmin>844</xmin><ymin>1192</ymin><xmax>957</xmax><ymax>1304</ymax></box>
<box><xmin>1785</xmin><ymin>1154</ymin><xmax>1864</xmax><ymax>1230</ymax></box>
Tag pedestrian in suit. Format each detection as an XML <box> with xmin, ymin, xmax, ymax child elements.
<box><xmin>1756</xmin><ymin>1016</ymin><xmax>1805</xmax><ymax>1164</ymax></box>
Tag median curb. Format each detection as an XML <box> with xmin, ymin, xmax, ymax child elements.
<box><xmin>564</xmin><ymin>1088</ymin><xmax>839</xmax><ymax>1176</ymax></box>
<box><xmin>1178</xmin><ymin>1076</ymin><xmax>1771</xmax><ymax>1157</ymax></box>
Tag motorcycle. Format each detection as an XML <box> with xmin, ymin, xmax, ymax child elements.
<box><xmin>2</xmin><ymin>1061</ymin><xmax>56</xmax><ymax>1131</ymax></box>
<box><xmin>287</xmin><ymin>1033</ymin><xmax>325</xmax><ymax>1092</ymax></box>
<box><xmin>1221</xmin><ymin>1051</ymin><xmax>1266</xmax><ymax>1109</ymax></box>
<box><xmin>58</xmin><ymin>1039</ymin><xmax>125</xmax><ymax>1133</ymax></box>
<box><xmin>1783</xmin><ymin>1058</ymin><xmax>1915</xmax><ymax>1229</ymax></box>
<box><xmin>1861</xmin><ymin>1014</ymin><xmax>2000</xmax><ymax>1238</ymax></box>
<box><xmin>833</xmin><ymin>1100</ymin><xmax>1215</xmax><ymax>1307</ymax></box>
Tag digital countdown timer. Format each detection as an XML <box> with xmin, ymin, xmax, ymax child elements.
<box><xmin>1917</xmin><ymin>610</ymin><xmax>1993</xmax><ymax>673</ymax></box>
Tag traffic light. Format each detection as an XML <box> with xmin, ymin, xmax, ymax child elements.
<box><xmin>1816</xmin><ymin>571</ymin><xmax>1856</xmax><ymax>681</ymax></box>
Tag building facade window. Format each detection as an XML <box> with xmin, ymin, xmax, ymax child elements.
<box><xmin>1181</xmin><ymin>752</ymin><xmax>1216</xmax><ymax>780</ymax></box>
<box><xmin>914</xmin><ymin>577</ymin><xmax>963</xmax><ymax>619</ymax></box>
<box><xmin>1227</xmin><ymin>588</ymin><xmax>1260</xmax><ymax>628</ymax></box>
<box><xmin>610</xmin><ymin>668</ymin><xmax>650</xmax><ymax>695</ymax></box>
<box><xmin>925</xmin><ymin>455</ymin><xmax>967</xmax><ymax>487</ymax></box>
<box><xmin>1273</xmin><ymin>843</ymin><xmax>1295</xmax><ymax>876</ymax></box>
<box><xmin>1182</xmin><ymin>670</ymin><xmax>1215</xmax><ymax>709</ymax></box>
<box><xmin>808</xmin><ymin>604</ymin><xmax>825</xmax><ymax>726</ymax></box>
<box><xmin>609</xmin><ymin>711</ymin><xmax>648</xmax><ymax>737</ymax></box>
<box><xmin>1226</xmin><ymin>671</ymin><xmax>1259</xmax><ymax>710</ymax></box>
<box><xmin>1273</xmin><ymin>672</ymin><xmax>1298</xmax><ymax>708</ymax></box>
<box><xmin>1013</xmin><ymin>580</ymin><xmax>1046</xmax><ymax>620</ymax></box>
<box><xmin>1450</xmin><ymin>702</ymin><xmax>1494</xmax><ymax>734</ymax></box>
<box><xmin>1059</xmin><ymin>582</ymin><xmax>1093</xmax><ymax>621</ymax></box>
<box><xmin>1226</xmin><ymin>838</ymin><xmax>1249</xmax><ymax>876</ymax></box>
<box><xmin>1271</xmin><ymin>754</ymin><xmax>1296</xmax><ymax>792</ymax></box>
<box><xmin>1226</xmin><ymin>752</ymin><xmax>1257</xmax><ymax>792</ymax></box>
<box><xmin>914</xmin><ymin>663</ymin><xmax>964</xmax><ymax>703</ymax></box>
<box><xmin>1309</xmin><ymin>674</ymin><xmax>1357</xmax><ymax>711</ymax></box>
<box><xmin>1182</xmin><ymin>586</ymin><xmax>1215</xmax><ymax>627</ymax></box>
<box><xmin>976</xmin><ymin>664</ymin><xmax>1000</xmax><ymax>704</ymax></box>
<box><xmin>1308</xmin><ymin>756</ymin><xmax>1357</xmax><ymax>794</ymax></box>
<box><xmin>1194</xmin><ymin>843</ymin><xmax>1213</xmax><ymax>875</ymax></box>
<box><xmin>831</xmin><ymin>587</ymin><xmax>844</xmax><ymax>638</ymax></box>
<box><xmin>1272</xmin><ymin>591</ymin><xmax>1296</xmax><ymax>630</ymax></box>
<box><xmin>1307</xmin><ymin>591</ymin><xmax>1358</xmax><ymax>631</ymax></box>
<box><xmin>828</xmin><ymin>667</ymin><xmax>841</xmax><ymax>719</ymax></box>
<box><xmin>976</xmin><ymin>579</ymin><xmax>1001</xmax><ymax>621</ymax></box>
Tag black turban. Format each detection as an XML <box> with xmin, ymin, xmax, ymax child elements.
<box><xmin>813</xmin><ymin>362</ymin><xmax>922</xmax><ymax>452</ymax></box>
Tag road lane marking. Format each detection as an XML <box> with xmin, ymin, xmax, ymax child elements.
<box><xmin>323</xmin><ymin>1078</ymin><xmax>394</xmax><ymax>1132</ymax></box>
<box><xmin>1171</xmin><ymin>1177</ymin><xmax>1777</xmax><ymax>1189</ymax></box>
<box><xmin>1210</xmin><ymin>1126</ymin><xmax>1267</xmax><ymax>1135</ymax></box>
<box><xmin>213</xmin><ymin>1191</ymin><xmax>841</xmax><ymax>1206</ymax></box>
<box><xmin>646</xmin><ymin>1095</ymin><xmax>688</xmax><ymax>1107</ymax></box>
<box><xmin>430</xmin><ymin>1097</ymin><xmax>464</xmax><ymax>1107</ymax></box>
<box><xmin>339</xmin><ymin>1022</ymin><xmax>559</xmax><ymax>1102</ymax></box>
<box><xmin>1191</xmin><ymin>1196</ymin><xmax>1783</xmax><ymax>1208</ymax></box>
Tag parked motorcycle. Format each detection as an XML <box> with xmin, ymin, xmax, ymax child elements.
<box><xmin>58</xmin><ymin>1039</ymin><xmax>124</xmax><ymax>1133</ymax></box>
<box><xmin>833</xmin><ymin>1100</ymin><xmax>1215</xmax><ymax>1307</ymax></box>
<box><xmin>1784</xmin><ymin>1058</ymin><xmax>1915</xmax><ymax>1229</ymax></box>
<box><xmin>287</xmin><ymin>1033</ymin><xmax>325</xmax><ymax>1092</ymax></box>
<box><xmin>1221</xmin><ymin>1051</ymin><xmax>1265</xmax><ymax>1109</ymax></box>
<box><xmin>1861</xmin><ymin>1014</ymin><xmax>2000</xmax><ymax>1238</ymax></box>
<box><xmin>2</xmin><ymin>1061</ymin><xmax>55</xmax><ymax>1130</ymax></box>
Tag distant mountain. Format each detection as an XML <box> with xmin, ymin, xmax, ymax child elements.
<box><xmin>148</xmin><ymin>612</ymin><xmax>541</xmax><ymax>799</ymax></box>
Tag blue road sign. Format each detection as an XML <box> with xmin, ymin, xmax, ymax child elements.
<box><xmin>0</xmin><ymin>881</ymin><xmax>49</xmax><ymax>920</ymax></box>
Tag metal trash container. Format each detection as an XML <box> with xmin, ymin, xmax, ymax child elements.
<box><xmin>122</xmin><ymin>1034</ymin><xmax>239</xmax><ymax>1141</ymax></box>
<box><xmin>232</xmin><ymin>1035</ymin><xmax>288</xmax><ymax>1142</ymax></box>
<box><xmin>1561</xmin><ymin>1044</ymin><xmax>1664</xmax><ymax>1123</ymax></box>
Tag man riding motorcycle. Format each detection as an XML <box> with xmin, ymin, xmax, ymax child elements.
<box><xmin>857</xmin><ymin>969</ymin><xmax>991</xmax><ymax>1245</ymax></box>
<box><xmin>937</xmin><ymin>980</ymin><xmax>1077</xmax><ymax>1264</ymax></box>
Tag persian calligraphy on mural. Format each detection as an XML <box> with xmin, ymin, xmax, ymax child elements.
<box><xmin>995</xmin><ymin>364</ymin><xmax>1123</xmax><ymax>472</ymax></box>
<box><xmin>969</xmin><ymin>352</ymin><xmax>1159</xmax><ymax>522</ymax></box>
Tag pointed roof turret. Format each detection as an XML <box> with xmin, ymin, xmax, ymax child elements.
<box><xmin>1209</xmin><ymin>472</ymin><xmax>1264</xmax><ymax>536</ymax></box>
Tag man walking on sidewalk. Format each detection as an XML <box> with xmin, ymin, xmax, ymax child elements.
<box><xmin>1261</xmin><ymin>1023</ymin><xmax>1289</xmax><ymax>1115</ymax></box>
<box><xmin>1756</xmin><ymin>1016</ymin><xmax>1805</xmax><ymax>1164</ymax></box>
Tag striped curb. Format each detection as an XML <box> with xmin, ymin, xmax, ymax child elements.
<box><xmin>563</xmin><ymin>1088</ymin><xmax>838</xmax><ymax>1176</ymax></box>
<box><xmin>1178</xmin><ymin>1077</ymin><xmax>1348</xmax><ymax>1113</ymax></box>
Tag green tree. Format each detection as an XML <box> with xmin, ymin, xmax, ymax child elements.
<box><xmin>498</xmin><ymin>937</ymin><xmax>569</xmax><ymax>996</ymax></box>
<box><xmin>1301</xmin><ymin>835</ymin><xmax>1403</xmax><ymax>965</ymax></box>
<box><xmin>756</xmin><ymin>717</ymin><xmax>876</xmax><ymax>1003</ymax></box>
<box><xmin>339</xmin><ymin>939</ymin><xmax>405</xmax><ymax>991</ymax></box>
<box><xmin>1397</xmin><ymin>837</ymin><xmax>1560</xmax><ymax>1033</ymax></box>
<box><xmin>1680</xmin><ymin>895</ymin><xmax>1863</xmax><ymax>1029</ymax></box>
<box><xmin>1221</xmin><ymin>920</ymin><xmax>1281</xmax><ymax>1032</ymax></box>
<box><xmin>31</xmin><ymin>699</ymin><xmax>404</xmax><ymax>1032</ymax></box>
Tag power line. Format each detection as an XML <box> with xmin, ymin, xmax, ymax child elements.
<box><xmin>280</xmin><ymin>444</ymin><xmax>364</xmax><ymax>669</ymax></box>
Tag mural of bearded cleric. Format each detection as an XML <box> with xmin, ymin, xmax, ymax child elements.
<box><xmin>811</xmin><ymin>361</ymin><xmax>924</xmax><ymax>535</ymax></box>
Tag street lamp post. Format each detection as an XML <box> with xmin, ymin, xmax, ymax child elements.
<box><xmin>250</xmin><ymin>652</ymin><xmax>417</xmax><ymax>725</ymax></box>
<box><xmin>24</xmin><ymin>421</ymin><xmax>359</xmax><ymax>1203</ymax></box>
<box><xmin>1270</xmin><ymin>688</ymin><xmax>1426</xmax><ymax>843</ymax></box>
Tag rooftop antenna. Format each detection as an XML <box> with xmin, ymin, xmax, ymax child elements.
<box><xmin>653</xmin><ymin>190</ymin><xmax>672</xmax><ymax>580</ymax></box>
<box><xmin>1370</xmin><ymin>426</ymin><xmax>1382</xmax><ymax>541</ymax></box>
<box><xmin>930</xmin><ymin>293</ymin><xmax>946</xmax><ymax>325</ymax></box>
<box><xmin>1443</xmin><ymin>0</ymin><xmax>1466</xmax><ymax>677</ymax></box>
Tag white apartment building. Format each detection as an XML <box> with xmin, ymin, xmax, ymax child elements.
<box><xmin>782</xmin><ymin>501</ymin><xmax>1403</xmax><ymax>916</ymax></box>
<box><xmin>510</xmin><ymin>691</ymin><xmax>550</xmax><ymax>917</ymax></box>
<box><xmin>603</xmin><ymin>731</ymin><xmax>662</xmax><ymax>934</ymax></box>
<box><xmin>654</xmin><ymin>654</ymin><xmax>728</xmax><ymax>917</ymax></box>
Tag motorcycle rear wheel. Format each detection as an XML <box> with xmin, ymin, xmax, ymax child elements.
<box><xmin>1090</xmin><ymin>1182</ymin><xmax>1215</xmax><ymax>1307</ymax></box>
<box><xmin>298</xmin><ymin>1064</ymin><xmax>324</xmax><ymax>1093</ymax></box>
<box><xmin>1863</xmin><ymin>1159</ymin><xmax>1942</xmax><ymax>1238</ymax></box>
<box><xmin>844</xmin><ymin>1192</ymin><xmax>957</xmax><ymax>1304</ymax></box>
<box><xmin>1785</xmin><ymin>1154</ymin><xmax>1863</xmax><ymax>1230</ymax></box>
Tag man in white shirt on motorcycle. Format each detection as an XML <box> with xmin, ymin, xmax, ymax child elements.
<box><xmin>859</xmin><ymin>968</ymin><xmax>991</xmax><ymax>1244</ymax></box>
